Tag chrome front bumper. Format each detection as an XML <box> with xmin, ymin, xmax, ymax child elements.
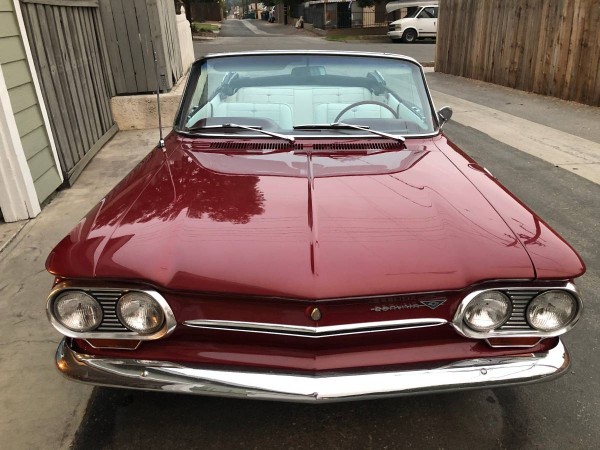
<box><xmin>56</xmin><ymin>339</ymin><xmax>570</xmax><ymax>403</ymax></box>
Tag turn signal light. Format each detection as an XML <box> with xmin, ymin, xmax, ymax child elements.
<box><xmin>85</xmin><ymin>339</ymin><xmax>141</xmax><ymax>350</ymax></box>
<box><xmin>486</xmin><ymin>337</ymin><xmax>542</xmax><ymax>348</ymax></box>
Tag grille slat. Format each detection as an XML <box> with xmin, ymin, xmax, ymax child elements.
<box><xmin>89</xmin><ymin>290</ymin><xmax>128</xmax><ymax>333</ymax></box>
<box><xmin>498</xmin><ymin>290</ymin><xmax>540</xmax><ymax>331</ymax></box>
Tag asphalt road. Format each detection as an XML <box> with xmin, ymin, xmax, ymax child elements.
<box><xmin>195</xmin><ymin>19</ymin><xmax>436</xmax><ymax>63</ymax></box>
<box><xmin>70</xmin><ymin>22</ymin><xmax>599</xmax><ymax>450</ymax></box>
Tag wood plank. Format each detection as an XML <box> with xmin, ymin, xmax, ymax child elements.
<box><xmin>23</xmin><ymin>3</ymin><xmax>74</xmax><ymax>171</ymax></box>
<box><xmin>586</xmin><ymin>0</ymin><xmax>600</xmax><ymax>106</ymax></box>
<box><xmin>134</xmin><ymin>0</ymin><xmax>155</xmax><ymax>92</ymax></box>
<box><xmin>97</xmin><ymin>0</ymin><xmax>125</xmax><ymax>93</ymax></box>
<box><xmin>76</xmin><ymin>7</ymin><xmax>104</xmax><ymax>139</ymax></box>
<box><xmin>60</xmin><ymin>6</ymin><xmax>96</xmax><ymax>145</ymax></box>
<box><xmin>507</xmin><ymin>0</ymin><xmax>526</xmax><ymax>89</ymax></box>
<box><xmin>81</xmin><ymin>7</ymin><xmax>112</xmax><ymax>133</ymax></box>
<box><xmin>568</xmin><ymin>0</ymin><xmax>589</xmax><ymax>103</ymax></box>
<box><xmin>518</xmin><ymin>0</ymin><xmax>540</xmax><ymax>92</ymax></box>
<box><xmin>532</xmin><ymin>0</ymin><xmax>551</xmax><ymax>95</ymax></box>
<box><xmin>51</xmin><ymin>5</ymin><xmax>92</xmax><ymax>153</ymax></box>
<box><xmin>92</xmin><ymin>2</ymin><xmax>116</xmax><ymax>97</ymax></box>
<box><xmin>122</xmin><ymin>0</ymin><xmax>148</xmax><ymax>91</ymax></box>
<box><xmin>82</xmin><ymin>7</ymin><xmax>110</xmax><ymax>131</ymax></box>
<box><xmin>108</xmin><ymin>0</ymin><xmax>137</xmax><ymax>93</ymax></box>
<box><xmin>20</xmin><ymin>0</ymin><xmax>98</xmax><ymax>7</ymax></box>
<box><xmin>564</xmin><ymin>2</ymin><xmax>584</xmax><ymax>100</ymax></box>
<box><xmin>94</xmin><ymin>5</ymin><xmax>116</xmax><ymax>105</ymax></box>
<box><xmin>42</xmin><ymin>3</ymin><xmax>86</xmax><ymax>161</ymax></box>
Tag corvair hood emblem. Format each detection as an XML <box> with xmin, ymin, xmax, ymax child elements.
<box><xmin>371</xmin><ymin>299</ymin><xmax>446</xmax><ymax>312</ymax></box>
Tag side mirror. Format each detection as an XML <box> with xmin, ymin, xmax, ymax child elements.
<box><xmin>437</xmin><ymin>106</ymin><xmax>453</xmax><ymax>128</ymax></box>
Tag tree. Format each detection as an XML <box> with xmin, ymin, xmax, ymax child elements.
<box><xmin>356</xmin><ymin>0</ymin><xmax>386</xmax><ymax>8</ymax></box>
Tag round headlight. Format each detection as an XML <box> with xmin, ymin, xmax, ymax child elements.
<box><xmin>53</xmin><ymin>291</ymin><xmax>103</xmax><ymax>332</ymax></box>
<box><xmin>527</xmin><ymin>290</ymin><xmax>577</xmax><ymax>332</ymax></box>
<box><xmin>117</xmin><ymin>292</ymin><xmax>164</xmax><ymax>334</ymax></box>
<box><xmin>464</xmin><ymin>291</ymin><xmax>512</xmax><ymax>332</ymax></box>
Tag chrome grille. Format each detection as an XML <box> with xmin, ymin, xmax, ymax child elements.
<box><xmin>499</xmin><ymin>290</ymin><xmax>539</xmax><ymax>330</ymax></box>
<box><xmin>89</xmin><ymin>290</ymin><xmax>128</xmax><ymax>332</ymax></box>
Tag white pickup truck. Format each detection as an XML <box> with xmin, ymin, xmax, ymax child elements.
<box><xmin>387</xmin><ymin>2</ymin><xmax>439</xmax><ymax>43</ymax></box>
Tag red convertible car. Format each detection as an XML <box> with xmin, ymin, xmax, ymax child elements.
<box><xmin>46</xmin><ymin>51</ymin><xmax>585</xmax><ymax>402</ymax></box>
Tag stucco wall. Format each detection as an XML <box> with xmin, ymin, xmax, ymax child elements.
<box><xmin>176</xmin><ymin>13</ymin><xmax>195</xmax><ymax>73</ymax></box>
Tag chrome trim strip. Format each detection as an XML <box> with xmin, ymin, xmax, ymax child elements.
<box><xmin>452</xmin><ymin>282</ymin><xmax>582</xmax><ymax>339</ymax></box>
<box><xmin>56</xmin><ymin>338</ymin><xmax>570</xmax><ymax>403</ymax></box>
<box><xmin>183</xmin><ymin>318</ymin><xmax>447</xmax><ymax>337</ymax></box>
<box><xmin>47</xmin><ymin>282</ymin><xmax>177</xmax><ymax>341</ymax></box>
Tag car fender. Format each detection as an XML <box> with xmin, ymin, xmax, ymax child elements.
<box><xmin>403</xmin><ymin>27</ymin><xmax>419</xmax><ymax>37</ymax></box>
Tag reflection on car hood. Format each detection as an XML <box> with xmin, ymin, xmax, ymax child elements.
<box><xmin>47</xmin><ymin>139</ymin><xmax>536</xmax><ymax>298</ymax></box>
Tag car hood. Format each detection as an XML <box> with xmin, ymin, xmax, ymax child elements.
<box><xmin>47</xmin><ymin>139</ymin><xmax>535</xmax><ymax>298</ymax></box>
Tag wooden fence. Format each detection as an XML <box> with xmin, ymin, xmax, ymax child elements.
<box><xmin>436</xmin><ymin>0</ymin><xmax>600</xmax><ymax>106</ymax></box>
<box><xmin>20</xmin><ymin>0</ymin><xmax>117</xmax><ymax>183</ymax></box>
<box><xmin>99</xmin><ymin>0</ymin><xmax>183</xmax><ymax>95</ymax></box>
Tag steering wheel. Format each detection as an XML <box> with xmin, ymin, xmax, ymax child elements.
<box><xmin>334</xmin><ymin>101</ymin><xmax>399</xmax><ymax>122</ymax></box>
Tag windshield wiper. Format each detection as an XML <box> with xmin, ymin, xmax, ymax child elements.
<box><xmin>294</xmin><ymin>122</ymin><xmax>405</xmax><ymax>143</ymax></box>
<box><xmin>187</xmin><ymin>123</ymin><xmax>295</xmax><ymax>143</ymax></box>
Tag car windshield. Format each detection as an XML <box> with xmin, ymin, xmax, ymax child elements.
<box><xmin>176</xmin><ymin>53</ymin><xmax>437</xmax><ymax>137</ymax></box>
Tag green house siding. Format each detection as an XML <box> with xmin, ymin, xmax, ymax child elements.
<box><xmin>0</xmin><ymin>1</ymin><xmax>61</xmax><ymax>204</ymax></box>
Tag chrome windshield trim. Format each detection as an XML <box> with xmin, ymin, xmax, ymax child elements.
<box><xmin>176</xmin><ymin>131</ymin><xmax>441</xmax><ymax>140</ymax></box>
<box><xmin>184</xmin><ymin>318</ymin><xmax>447</xmax><ymax>337</ymax></box>
<box><xmin>56</xmin><ymin>338</ymin><xmax>570</xmax><ymax>403</ymax></box>
<box><xmin>201</xmin><ymin>50</ymin><xmax>421</xmax><ymax>66</ymax></box>
<box><xmin>452</xmin><ymin>282</ymin><xmax>582</xmax><ymax>339</ymax></box>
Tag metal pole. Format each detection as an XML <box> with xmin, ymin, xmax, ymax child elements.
<box><xmin>151</xmin><ymin>41</ymin><xmax>164</xmax><ymax>149</ymax></box>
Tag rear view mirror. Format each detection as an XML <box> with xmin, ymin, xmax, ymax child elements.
<box><xmin>437</xmin><ymin>106</ymin><xmax>453</xmax><ymax>128</ymax></box>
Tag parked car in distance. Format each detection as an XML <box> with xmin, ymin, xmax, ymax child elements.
<box><xmin>387</xmin><ymin>3</ymin><xmax>439</xmax><ymax>43</ymax></box>
<box><xmin>47</xmin><ymin>50</ymin><xmax>585</xmax><ymax>402</ymax></box>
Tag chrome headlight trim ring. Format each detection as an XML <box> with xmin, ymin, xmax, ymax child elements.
<box><xmin>452</xmin><ymin>282</ymin><xmax>582</xmax><ymax>339</ymax></box>
<box><xmin>47</xmin><ymin>282</ymin><xmax>176</xmax><ymax>340</ymax></box>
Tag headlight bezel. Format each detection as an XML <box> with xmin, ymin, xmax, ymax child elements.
<box><xmin>47</xmin><ymin>282</ymin><xmax>176</xmax><ymax>340</ymax></box>
<box><xmin>463</xmin><ymin>290</ymin><xmax>512</xmax><ymax>332</ymax></box>
<box><xmin>52</xmin><ymin>291</ymin><xmax>103</xmax><ymax>332</ymax></box>
<box><xmin>452</xmin><ymin>283</ymin><xmax>582</xmax><ymax>339</ymax></box>
<box><xmin>116</xmin><ymin>292</ymin><xmax>165</xmax><ymax>335</ymax></box>
<box><xmin>526</xmin><ymin>289</ymin><xmax>578</xmax><ymax>332</ymax></box>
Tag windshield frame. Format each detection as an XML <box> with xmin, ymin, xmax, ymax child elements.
<box><xmin>173</xmin><ymin>51</ymin><xmax>442</xmax><ymax>140</ymax></box>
